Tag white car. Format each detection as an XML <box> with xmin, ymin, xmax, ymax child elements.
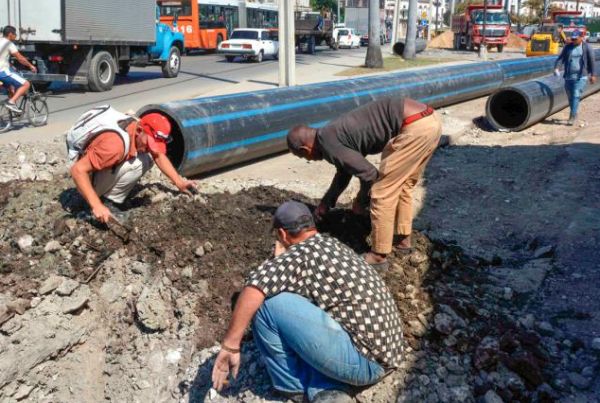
<box><xmin>588</xmin><ymin>32</ymin><xmax>600</xmax><ymax>43</ymax></box>
<box><xmin>336</xmin><ymin>28</ymin><xmax>361</xmax><ymax>49</ymax></box>
<box><xmin>218</xmin><ymin>29</ymin><xmax>279</xmax><ymax>63</ymax></box>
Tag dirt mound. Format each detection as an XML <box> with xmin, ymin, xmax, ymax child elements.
<box><xmin>429</xmin><ymin>30</ymin><xmax>455</xmax><ymax>49</ymax></box>
<box><xmin>507</xmin><ymin>33</ymin><xmax>527</xmax><ymax>49</ymax></box>
<box><xmin>428</xmin><ymin>31</ymin><xmax>527</xmax><ymax>50</ymax></box>
<box><xmin>1</xmin><ymin>179</ymin><xmax>587</xmax><ymax>402</ymax></box>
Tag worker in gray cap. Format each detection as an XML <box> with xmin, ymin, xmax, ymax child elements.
<box><xmin>211</xmin><ymin>201</ymin><xmax>404</xmax><ymax>403</ymax></box>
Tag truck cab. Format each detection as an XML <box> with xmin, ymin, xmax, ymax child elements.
<box><xmin>452</xmin><ymin>4</ymin><xmax>510</xmax><ymax>52</ymax></box>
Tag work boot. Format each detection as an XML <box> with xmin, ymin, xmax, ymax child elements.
<box><xmin>311</xmin><ymin>390</ymin><xmax>354</xmax><ymax>403</ymax></box>
<box><xmin>5</xmin><ymin>101</ymin><xmax>22</xmax><ymax>114</ymax></box>
<box><xmin>567</xmin><ymin>115</ymin><xmax>577</xmax><ymax>126</ymax></box>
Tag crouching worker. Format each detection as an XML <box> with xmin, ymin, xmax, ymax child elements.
<box><xmin>287</xmin><ymin>97</ymin><xmax>442</xmax><ymax>270</ymax></box>
<box><xmin>211</xmin><ymin>201</ymin><xmax>404</xmax><ymax>402</ymax></box>
<box><xmin>68</xmin><ymin>106</ymin><xmax>195</xmax><ymax>223</ymax></box>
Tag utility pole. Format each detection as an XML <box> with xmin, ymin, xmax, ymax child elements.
<box><xmin>366</xmin><ymin>0</ymin><xmax>383</xmax><ymax>67</ymax></box>
<box><xmin>391</xmin><ymin>0</ymin><xmax>400</xmax><ymax>52</ymax></box>
<box><xmin>450</xmin><ymin>0</ymin><xmax>456</xmax><ymax>23</ymax></box>
<box><xmin>427</xmin><ymin>0</ymin><xmax>434</xmax><ymax>40</ymax></box>
<box><xmin>479</xmin><ymin>0</ymin><xmax>488</xmax><ymax>60</ymax></box>
<box><xmin>337</xmin><ymin>0</ymin><xmax>341</xmax><ymax>23</ymax></box>
<box><xmin>517</xmin><ymin>0</ymin><xmax>521</xmax><ymax>31</ymax></box>
<box><xmin>403</xmin><ymin>0</ymin><xmax>418</xmax><ymax>59</ymax></box>
<box><xmin>434</xmin><ymin>0</ymin><xmax>440</xmax><ymax>32</ymax></box>
<box><xmin>278</xmin><ymin>0</ymin><xmax>295</xmax><ymax>86</ymax></box>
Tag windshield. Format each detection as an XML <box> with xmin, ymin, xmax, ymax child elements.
<box><xmin>338</xmin><ymin>29</ymin><xmax>349</xmax><ymax>35</ymax></box>
<box><xmin>158</xmin><ymin>0</ymin><xmax>191</xmax><ymax>17</ymax></box>
<box><xmin>555</xmin><ymin>16</ymin><xmax>585</xmax><ymax>26</ymax></box>
<box><xmin>471</xmin><ymin>10</ymin><xmax>510</xmax><ymax>24</ymax></box>
<box><xmin>231</xmin><ymin>30</ymin><xmax>259</xmax><ymax>40</ymax></box>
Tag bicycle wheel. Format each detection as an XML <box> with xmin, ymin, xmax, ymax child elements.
<box><xmin>0</xmin><ymin>104</ymin><xmax>12</xmax><ymax>133</ymax></box>
<box><xmin>27</xmin><ymin>96</ymin><xmax>49</xmax><ymax>127</ymax></box>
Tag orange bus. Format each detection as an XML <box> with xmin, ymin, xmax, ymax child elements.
<box><xmin>158</xmin><ymin>0</ymin><xmax>229</xmax><ymax>51</ymax></box>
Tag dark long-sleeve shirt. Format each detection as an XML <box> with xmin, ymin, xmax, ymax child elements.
<box><xmin>555</xmin><ymin>42</ymin><xmax>596</xmax><ymax>79</ymax></box>
<box><xmin>317</xmin><ymin>97</ymin><xmax>405</xmax><ymax>207</ymax></box>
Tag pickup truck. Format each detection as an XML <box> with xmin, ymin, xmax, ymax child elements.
<box><xmin>0</xmin><ymin>0</ymin><xmax>185</xmax><ymax>92</ymax></box>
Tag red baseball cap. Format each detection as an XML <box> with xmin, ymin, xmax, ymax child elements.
<box><xmin>139</xmin><ymin>113</ymin><xmax>172</xmax><ymax>154</ymax></box>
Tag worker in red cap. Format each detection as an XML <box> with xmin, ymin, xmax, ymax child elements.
<box><xmin>69</xmin><ymin>108</ymin><xmax>196</xmax><ymax>223</ymax></box>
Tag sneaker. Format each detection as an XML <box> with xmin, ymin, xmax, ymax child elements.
<box><xmin>5</xmin><ymin>101</ymin><xmax>22</xmax><ymax>114</ymax></box>
<box><xmin>567</xmin><ymin>115</ymin><xmax>577</xmax><ymax>126</ymax></box>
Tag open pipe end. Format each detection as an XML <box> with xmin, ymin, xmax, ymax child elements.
<box><xmin>486</xmin><ymin>88</ymin><xmax>530</xmax><ymax>131</ymax></box>
<box><xmin>138</xmin><ymin>108</ymin><xmax>185</xmax><ymax>172</ymax></box>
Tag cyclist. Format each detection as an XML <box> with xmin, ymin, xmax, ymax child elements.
<box><xmin>0</xmin><ymin>25</ymin><xmax>37</xmax><ymax>113</ymax></box>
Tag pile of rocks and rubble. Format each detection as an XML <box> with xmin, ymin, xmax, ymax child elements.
<box><xmin>1</xmin><ymin>151</ymin><xmax>599</xmax><ymax>403</ymax></box>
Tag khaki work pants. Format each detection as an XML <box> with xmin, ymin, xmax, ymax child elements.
<box><xmin>93</xmin><ymin>153</ymin><xmax>153</xmax><ymax>204</ymax></box>
<box><xmin>370</xmin><ymin>111</ymin><xmax>442</xmax><ymax>254</ymax></box>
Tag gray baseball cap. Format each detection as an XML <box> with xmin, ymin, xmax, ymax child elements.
<box><xmin>272</xmin><ymin>201</ymin><xmax>315</xmax><ymax>233</ymax></box>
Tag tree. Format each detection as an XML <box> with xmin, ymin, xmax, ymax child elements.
<box><xmin>365</xmin><ymin>0</ymin><xmax>383</xmax><ymax>67</ymax></box>
<box><xmin>403</xmin><ymin>0</ymin><xmax>418</xmax><ymax>60</ymax></box>
<box><xmin>523</xmin><ymin>0</ymin><xmax>544</xmax><ymax>18</ymax></box>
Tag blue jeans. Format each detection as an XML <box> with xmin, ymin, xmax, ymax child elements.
<box><xmin>252</xmin><ymin>293</ymin><xmax>385</xmax><ymax>401</ymax></box>
<box><xmin>564</xmin><ymin>77</ymin><xmax>587</xmax><ymax>118</ymax></box>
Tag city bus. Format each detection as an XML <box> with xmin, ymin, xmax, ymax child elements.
<box><xmin>157</xmin><ymin>0</ymin><xmax>278</xmax><ymax>52</ymax></box>
<box><xmin>158</xmin><ymin>0</ymin><xmax>229</xmax><ymax>51</ymax></box>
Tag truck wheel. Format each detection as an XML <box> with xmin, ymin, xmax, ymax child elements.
<box><xmin>255</xmin><ymin>50</ymin><xmax>263</xmax><ymax>63</ymax></box>
<box><xmin>118</xmin><ymin>61</ymin><xmax>130</xmax><ymax>76</ymax></box>
<box><xmin>467</xmin><ymin>36</ymin><xmax>474</xmax><ymax>51</ymax></box>
<box><xmin>497</xmin><ymin>44</ymin><xmax>504</xmax><ymax>53</ymax></box>
<box><xmin>453</xmin><ymin>34</ymin><xmax>459</xmax><ymax>50</ymax></box>
<box><xmin>88</xmin><ymin>51</ymin><xmax>116</xmax><ymax>92</ymax></box>
<box><xmin>308</xmin><ymin>37</ymin><xmax>316</xmax><ymax>55</ymax></box>
<box><xmin>162</xmin><ymin>46</ymin><xmax>181</xmax><ymax>78</ymax></box>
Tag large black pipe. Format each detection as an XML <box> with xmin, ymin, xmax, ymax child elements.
<box><xmin>485</xmin><ymin>75</ymin><xmax>600</xmax><ymax>131</ymax></box>
<box><xmin>486</xmin><ymin>51</ymin><xmax>600</xmax><ymax>131</ymax></box>
<box><xmin>139</xmin><ymin>55</ymin><xmax>560</xmax><ymax>177</ymax></box>
<box><xmin>393</xmin><ymin>39</ymin><xmax>427</xmax><ymax>55</ymax></box>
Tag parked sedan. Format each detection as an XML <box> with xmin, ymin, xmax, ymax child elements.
<box><xmin>218</xmin><ymin>29</ymin><xmax>279</xmax><ymax>63</ymax></box>
<box><xmin>589</xmin><ymin>32</ymin><xmax>600</xmax><ymax>43</ymax></box>
<box><xmin>337</xmin><ymin>28</ymin><xmax>361</xmax><ymax>48</ymax></box>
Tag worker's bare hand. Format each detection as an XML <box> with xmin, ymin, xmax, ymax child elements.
<box><xmin>92</xmin><ymin>204</ymin><xmax>113</xmax><ymax>224</ymax></box>
<box><xmin>175</xmin><ymin>178</ymin><xmax>196</xmax><ymax>195</ymax></box>
<box><xmin>211</xmin><ymin>349</ymin><xmax>240</xmax><ymax>392</ymax></box>
<box><xmin>30</xmin><ymin>65</ymin><xmax>37</xmax><ymax>74</ymax></box>
<box><xmin>314</xmin><ymin>202</ymin><xmax>329</xmax><ymax>222</ymax></box>
<box><xmin>591</xmin><ymin>76</ymin><xmax>597</xmax><ymax>84</ymax></box>
<box><xmin>351</xmin><ymin>198</ymin><xmax>368</xmax><ymax>216</ymax></box>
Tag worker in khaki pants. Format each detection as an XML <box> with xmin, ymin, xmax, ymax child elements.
<box><xmin>287</xmin><ymin>97</ymin><xmax>441</xmax><ymax>270</ymax></box>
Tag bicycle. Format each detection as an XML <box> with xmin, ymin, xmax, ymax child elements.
<box><xmin>0</xmin><ymin>82</ymin><xmax>49</xmax><ymax>133</ymax></box>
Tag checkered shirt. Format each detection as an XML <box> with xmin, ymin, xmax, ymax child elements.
<box><xmin>246</xmin><ymin>233</ymin><xmax>404</xmax><ymax>368</ymax></box>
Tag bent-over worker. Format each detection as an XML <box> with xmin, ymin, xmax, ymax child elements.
<box><xmin>286</xmin><ymin>97</ymin><xmax>442</xmax><ymax>269</ymax></box>
<box><xmin>211</xmin><ymin>201</ymin><xmax>404</xmax><ymax>402</ymax></box>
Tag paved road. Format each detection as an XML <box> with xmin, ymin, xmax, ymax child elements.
<box><xmin>0</xmin><ymin>46</ymin><xmax>370</xmax><ymax>144</ymax></box>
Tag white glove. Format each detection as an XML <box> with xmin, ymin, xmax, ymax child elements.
<box><xmin>554</xmin><ymin>69</ymin><xmax>561</xmax><ymax>77</ymax></box>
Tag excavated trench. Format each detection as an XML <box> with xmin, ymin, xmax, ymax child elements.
<box><xmin>0</xmin><ymin>179</ymin><xmax>570</xmax><ymax>402</ymax></box>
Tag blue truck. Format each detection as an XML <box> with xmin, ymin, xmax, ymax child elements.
<box><xmin>0</xmin><ymin>0</ymin><xmax>185</xmax><ymax>92</ymax></box>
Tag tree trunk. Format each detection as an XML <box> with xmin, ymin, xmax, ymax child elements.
<box><xmin>365</xmin><ymin>0</ymin><xmax>383</xmax><ymax>68</ymax></box>
<box><xmin>403</xmin><ymin>0</ymin><xmax>418</xmax><ymax>60</ymax></box>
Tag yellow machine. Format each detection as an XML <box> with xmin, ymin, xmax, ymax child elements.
<box><xmin>526</xmin><ymin>24</ymin><xmax>561</xmax><ymax>57</ymax></box>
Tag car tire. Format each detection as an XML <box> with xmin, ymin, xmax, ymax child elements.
<box><xmin>497</xmin><ymin>44</ymin><xmax>504</xmax><ymax>53</ymax></box>
<box><xmin>255</xmin><ymin>50</ymin><xmax>263</xmax><ymax>63</ymax></box>
<box><xmin>226</xmin><ymin>56</ymin><xmax>235</xmax><ymax>62</ymax></box>
<box><xmin>88</xmin><ymin>50</ymin><xmax>116</xmax><ymax>92</ymax></box>
<box><xmin>161</xmin><ymin>46</ymin><xmax>181</xmax><ymax>78</ymax></box>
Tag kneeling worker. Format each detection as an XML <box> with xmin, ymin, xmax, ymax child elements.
<box><xmin>286</xmin><ymin>97</ymin><xmax>441</xmax><ymax>269</ymax></box>
<box><xmin>69</xmin><ymin>108</ymin><xmax>195</xmax><ymax>223</ymax></box>
<box><xmin>212</xmin><ymin>201</ymin><xmax>404</xmax><ymax>402</ymax></box>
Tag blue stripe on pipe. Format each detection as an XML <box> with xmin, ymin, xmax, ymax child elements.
<box><xmin>172</xmin><ymin>57</ymin><xmax>557</xmax><ymax>108</ymax></box>
<box><xmin>186</xmin><ymin>120</ymin><xmax>330</xmax><ymax>159</ymax></box>
<box><xmin>181</xmin><ymin>68</ymin><xmax>500</xmax><ymax>128</ymax></box>
<box><xmin>181</xmin><ymin>63</ymin><xmax>550</xmax><ymax>129</ymax></box>
<box><xmin>185</xmin><ymin>80</ymin><xmax>498</xmax><ymax>160</ymax></box>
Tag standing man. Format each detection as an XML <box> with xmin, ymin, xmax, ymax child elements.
<box><xmin>211</xmin><ymin>201</ymin><xmax>404</xmax><ymax>402</ymax></box>
<box><xmin>0</xmin><ymin>25</ymin><xmax>37</xmax><ymax>113</ymax></box>
<box><xmin>286</xmin><ymin>97</ymin><xmax>442</xmax><ymax>269</ymax></box>
<box><xmin>69</xmin><ymin>111</ymin><xmax>195</xmax><ymax>223</ymax></box>
<box><xmin>554</xmin><ymin>29</ymin><xmax>597</xmax><ymax>125</ymax></box>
